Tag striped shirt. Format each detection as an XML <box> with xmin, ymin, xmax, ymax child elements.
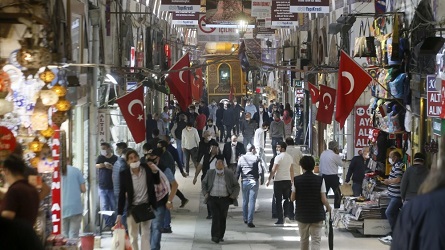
<box><xmin>387</xmin><ymin>161</ymin><xmax>404</xmax><ymax>198</ymax></box>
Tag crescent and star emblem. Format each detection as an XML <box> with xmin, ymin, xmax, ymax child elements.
<box><xmin>342</xmin><ymin>71</ymin><xmax>355</xmax><ymax>95</ymax></box>
<box><xmin>179</xmin><ymin>67</ymin><xmax>188</xmax><ymax>83</ymax></box>
<box><xmin>322</xmin><ymin>93</ymin><xmax>332</xmax><ymax>110</ymax></box>
<box><xmin>311</xmin><ymin>88</ymin><xmax>316</xmax><ymax>97</ymax></box>
<box><xmin>128</xmin><ymin>99</ymin><xmax>144</xmax><ymax>122</ymax></box>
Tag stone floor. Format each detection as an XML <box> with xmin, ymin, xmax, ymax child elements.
<box><xmin>99</xmin><ymin>136</ymin><xmax>389</xmax><ymax>250</ymax></box>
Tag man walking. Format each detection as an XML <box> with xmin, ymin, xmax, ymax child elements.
<box><xmin>202</xmin><ymin>156</ymin><xmax>240</xmax><ymax>243</ymax></box>
<box><xmin>223</xmin><ymin>103</ymin><xmax>236</xmax><ymax>142</ymax></box>
<box><xmin>181</xmin><ymin>121</ymin><xmax>200</xmax><ymax>175</ymax></box>
<box><xmin>254</xmin><ymin>122</ymin><xmax>269</xmax><ymax>170</ymax></box>
<box><xmin>240</xmin><ymin>113</ymin><xmax>257</xmax><ymax>151</ymax></box>
<box><xmin>319</xmin><ymin>141</ymin><xmax>343</xmax><ymax>209</ymax></box>
<box><xmin>400</xmin><ymin>152</ymin><xmax>429</xmax><ymax>202</ymax></box>
<box><xmin>284</xmin><ymin>137</ymin><xmax>303</xmax><ymax>219</ymax></box>
<box><xmin>223</xmin><ymin>135</ymin><xmax>246</xmax><ymax>173</ymax></box>
<box><xmin>345</xmin><ymin>147</ymin><xmax>370</xmax><ymax>197</ymax></box>
<box><xmin>236</xmin><ymin>145</ymin><xmax>264</xmax><ymax>228</ymax></box>
<box><xmin>266</xmin><ymin>142</ymin><xmax>295</xmax><ymax>225</ymax></box>
<box><xmin>269</xmin><ymin>112</ymin><xmax>285</xmax><ymax>156</ymax></box>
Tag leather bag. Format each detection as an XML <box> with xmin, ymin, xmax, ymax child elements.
<box><xmin>131</xmin><ymin>203</ymin><xmax>155</xmax><ymax>223</ymax></box>
<box><xmin>354</xmin><ymin>20</ymin><xmax>377</xmax><ymax>58</ymax></box>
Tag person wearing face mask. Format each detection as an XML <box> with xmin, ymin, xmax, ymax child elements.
<box><xmin>380</xmin><ymin>150</ymin><xmax>404</xmax><ymax>244</ymax></box>
<box><xmin>113</xmin><ymin>142</ymin><xmax>128</xmax><ymax>205</ymax></box>
<box><xmin>116</xmin><ymin>149</ymin><xmax>160</xmax><ymax>250</ymax></box>
<box><xmin>203</xmin><ymin>118</ymin><xmax>219</xmax><ymax>140</ymax></box>
<box><xmin>199</xmin><ymin>100</ymin><xmax>210</xmax><ymax>119</ymax></box>
<box><xmin>209</xmin><ymin>100</ymin><xmax>218</xmax><ymax>123</ymax></box>
<box><xmin>240</xmin><ymin>112</ymin><xmax>257</xmax><ymax>151</ymax></box>
<box><xmin>198</xmin><ymin>131</ymin><xmax>216</xmax><ymax>163</ymax></box>
<box><xmin>269</xmin><ymin>111</ymin><xmax>285</xmax><ymax>156</ymax></box>
<box><xmin>223</xmin><ymin>103</ymin><xmax>236</xmax><ymax>142</ymax></box>
<box><xmin>232</xmin><ymin>98</ymin><xmax>244</xmax><ymax>137</ymax></box>
<box><xmin>181</xmin><ymin>122</ymin><xmax>201</xmax><ymax>175</ymax></box>
<box><xmin>254</xmin><ymin>122</ymin><xmax>269</xmax><ymax>171</ymax></box>
<box><xmin>268</xmin><ymin>100</ymin><xmax>275</xmax><ymax>115</ymax></box>
<box><xmin>345</xmin><ymin>147</ymin><xmax>371</xmax><ymax>197</ymax></box>
<box><xmin>319</xmin><ymin>141</ymin><xmax>343</xmax><ymax>209</ymax></box>
<box><xmin>223</xmin><ymin>135</ymin><xmax>246</xmax><ymax>173</ymax></box>
<box><xmin>187</xmin><ymin>105</ymin><xmax>198</xmax><ymax>126</ymax></box>
<box><xmin>195</xmin><ymin>109</ymin><xmax>207</xmax><ymax>138</ymax></box>
<box><xmin>253</xmin><ymin>104</ymin><xmax>271</xmax><ymax>129</ymax></box>
<box><xmin>244</xmin><ymin>99</ymin><xmax>257</xmax><ymax>118</ymax></box>
<box><xmin>201</xmin><ymin>155</ymin><xmax>240</xmax><ymax>243</ymax></box>
<box><xmin>96</xmin><ymin>142</ymin><xmax>118</xmax><ymax>229</ymax></box>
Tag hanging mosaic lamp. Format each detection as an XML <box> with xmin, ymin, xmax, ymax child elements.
<box><xmin>0</xmin><ymin>70</ymin><xmax>11</xmax><ymax>98</ymax></box>
<box><xmin>39</xmin><ymin>67</ymin><xmax>55</xmax><ymax>84</ymax></box>
<box><xmin>0</xmin><ymin>99</ymin><xmax>13</xmax><ymax>116</ymax></box>
<box><xmin>30</xmin><ymin>156</ymin><xmax>41</xmax><ymax>168</ymax></box>
<box><xmin>28</xmin><ymin>136</ymin><xmax>44</xmax><ymax>153</ymax></box>
<box><xmin>51</xmin><ymin>82</ymin><xmax>67</xmax><ymax>97</ymax></box>
<box><xmin>40</xmin><ymin>126</ymin><xmax>55</xmax><ymax>139</ymax></box>
<box><xmin>40</xmin><ymin>85</ymin><xmax>59</xmax><ymax>106</ymax></box>
<box><xmin>31</xmin><ymin>97</ymin><xmax>49</xmax><ymax>131</ymax></box>
<box><xmin>54</xmin><ymin>96</ymin><xmax>71</xmax><ymax>111</ymax></box>
<box><xmin>17</xmin><ymin>37</ymin><xmax>52</xmax><ymax>77</ymax></box>
<box><xmin>51</xmin><ymin>111</ymin><xmax>68</xmax><ymax>127</ymax></box>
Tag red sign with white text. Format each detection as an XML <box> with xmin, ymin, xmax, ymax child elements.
<box><xmin>354</xmin><ymin>106</ymin><xmax>373</xmax><ymax>155</ymax></box>
<box><xmin>441</xmin><ymin>79</ymin><xmax>445</xmax><ymax>119</ymax></box>
<box><xmin>51</xmin><ymin>127</ymin><xmax>61</xmax><ymax>234</ymax></box>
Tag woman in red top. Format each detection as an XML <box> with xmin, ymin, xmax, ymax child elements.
<box><xmin>196</xmin><ymin>109</ymin><xmax>207</xmax><ymax>138</ymax></box>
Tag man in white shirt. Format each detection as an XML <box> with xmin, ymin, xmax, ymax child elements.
<box><xmin>181</xmin><ymin>122</ymin><xmax>201</xmax><ymax>175</ymax></box>
<box><xmin>284</xmin><ymin>137</ymin><xmax>303</xmax><ymax>219</ymax></box>
<box><xmin>160</xmin><ymin>106</ymin><xmax>171</xmax><ymax>135</ymax></box>
<box><xmin>319</xmin><ymin>141</ymin><xmax>344</xmax><ymax>209</ymax></box>
<box><xmin>254</xmin><ymin>122</ymin><xmax>269</xmax><ymax>172</ymax></box>
<box><xmin>266</xmin><ymin>142</ymin><xmax>295</xmax><ymax>225</ymax></box>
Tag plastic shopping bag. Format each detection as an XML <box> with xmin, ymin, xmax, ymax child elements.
<box><xmin>111</xmin><ymin>223</ymin><xmax>126</xmax><ymax>250</ymax></box>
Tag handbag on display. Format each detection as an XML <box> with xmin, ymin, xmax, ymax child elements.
<box><xmin>354</xmin><ymin>20</ymin><xmax>377</xmax><ymax>58</ymax></box>
<box><xmin>131</xmin><ymin>203</ymin><xmax>156</xmax><ymax>223</ymax></box>
<box><xmin>339</xmin><ymin>184</ymin><xmax>353</xmax><ymax>196</ymax></box>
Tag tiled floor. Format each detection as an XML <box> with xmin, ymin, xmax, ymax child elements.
<box><xmin>100</xmin><ymin>137</ymin><xmax>389</xmax><ymax>250</ymax></box>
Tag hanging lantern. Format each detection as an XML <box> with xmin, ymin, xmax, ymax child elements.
<box><xmin>31</xmin><ymin>97</ymin><xmax>49</xmax><ymax>131</ymax></box>
<box><xmin>0</xmin><ymin>99</ymin><xmax>13</xmax><ymax>115</ymax></box>
<box><xmin>39</xmin><ymin>67</ymin><xmax>55</xmax><ymax>84</ymax></box>
<box><xmin>51</xmin><ymin>111</ymin><xmax>68</xmax><ymax>126</ymax></box>
<box><xmin>54</xmin><ymin>96</ymin><xmax>71</xmax><ymax>111</ymax></box>
<box><xmin>39</xmin><ymin>85</ymin><xmax>59</xmax><ymax>106</ymax></box>
<box><xmin>28</xmin><ymin>136</ymin><xmax>44</xmax><ymax>153</ymax></box>
<box><xmin>30</xmin><ymin>157</ymin><xmax>41</xmax><ymax>168</ymax></box>
<box><xmin>51</xmin><ymin>82</ymin><xmax>67</xmax><ymax>97</ymax></box>
<box><xmin>40</xmin><ymin>126</ymin><xmax>55</xmax><ymax>139</ymax></box>
<box><xmin>0</xmin><ymin>70</ymin><xmax>11</xmax><ymax>97</ymax></box>
<box><xmin>17</xmin><ymin>37</ymin><xmax>52</xmax><ymax>77</ymax></box>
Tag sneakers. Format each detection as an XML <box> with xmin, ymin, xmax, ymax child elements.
<box><xmin>274</xmin><ymin>220</ymin><xmax>284</xmax><ymax>225</ymax></box>
<box><xmin>180</xmin><ymin>199</ymin><xmax>189</xmax><ymax>208</ymax></box>
<box><xmin>284</xmin><ymin>217</ymin><xmax>292</xmax><ymax>224</ymax></box>
<box><xmin>247</xmin><ymin>223</ymin><xmax>256</xmax><ymax>228</ymax></box>
<box><xmin>378</xmin><ymin>235</ymin><xmax>392</xmax><ymax>245</ymax></box>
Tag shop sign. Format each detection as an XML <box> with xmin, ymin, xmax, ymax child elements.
<box><xmin>160</xmin><ymin>0</ymin><xmax>200</xmax><ymax>12</ymax></box>
<box><xmin>354</xmin><ymin>106</ymin><xmax>373</xmax><ymax>155</ymax></box>
<box><xmin>441</xmin><ymin>79</ymin><xmax>445</xmax><ymax>119</ymax></box>
<box><xmin>271</xmin><ymin>0</ymin><xmax>298</xmax><ymax>27</ymax></box>
<box><xmin>426</xmin><ymin>75</ymin><xmax>442</xmax><ymax>117</ymax></box>
<box><xmin>252</xmin><ymin>0</ymin><xmax>272</xmax><ymax>18</ymax></box>
<box><xmin>172</xmin><ymin>13</ymin><xmax>199</xmax><ymax>26</ymax></box>
<box><xmin>290</xmin><ymin>0</ymin><xmax>330</xmax><ymax>13</ymax></box>
<box><xmin>0</xmin><ymin>126</ymin><xmax>16</xmax><ymax>153</ymax></box>
<box><xmin>433</xmin><ymin>118</ymin><xmax>442</xmax><ymax>136</ymax></box>
<box><xmin>295</xmin><ymin>88</ymin><xmax>304</xmax><ymax>98</ymax></box>
<box><xmin>197</xmin><ymin>15</ymin><xmax>240</xmax><ymax>43</ymax></box>
<box><xmin>98</xmin><ymin>109</ymin><xmax>110</xmax><ymax>143</ymax></box>
<box><xmin>51</xmin><ymin>128</ymin><xmax>61</xmax><ymax>234</ymax></box>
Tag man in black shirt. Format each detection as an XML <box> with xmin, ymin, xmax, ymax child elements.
<box><xmin>345</xmin><ymin>147</ymin><xmax>370</xmax><ymax>197</ymax></box>
<box><xmin>95</xmin><ymin>142</ymin><xmax>118</xmax><ymax>229</ymax></box>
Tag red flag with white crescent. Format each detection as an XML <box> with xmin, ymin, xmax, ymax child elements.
<box><xmin>191</xmin><ymin>68</ymin><xmax>203</xmax><ymax>101</ymax></box>
<box><xmin>335</xmin><ymin>50</ymin><xmax>373</xmax><ymax>128</ymax></box>
<box><xmin>316</xmin><ymin>85</ymin><xmax>336</xmax><ymax>124</ymax></box>
<box><xmin>308</xmin><ymin>82</ymin><xmax>320</xmax><ymax>104</ymax></box>
<box><xmin>116</xmin><ymin>85</ymin><xmax>146</xmax><ymax>143</ymax></box>
<box><xmin>166</xmin><ymin>53</ymin><xmax>192</xmax><ymax>111</ymax></box>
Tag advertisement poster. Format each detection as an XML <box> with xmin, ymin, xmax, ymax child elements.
<box><xmin>354</xmin><ymin>106</ymin><xmax>373</xmax><ymax>155</ymax></box>
<box><xmin>271</xmin><ymin>0</ymin><xmax>298</xmax><ymax>27</ymax></box>
<box><xmin>172</xmin><ymin>12</ymin><xmax>199</xmax><ymax>25</ymax></box>
<box><xmin>251</xmin><ymin>0</ymin><xmax>271</xmax><ymax>18</ymax></box>
<box><xmin>205</xmin><ymin>0</ymin><xmax>254</xmax><ymax>26</ymax></box>
<box><xmin>426</xmin><ymin>75</ymin><xmax>442</xmax><ymax>117</ymax></box>
<box><xmin>290</xmin><ymin>0</ymin><xmax>330</xmax><ymax>13</ymax></box>
<box><xmin>160</xmin><ymin>0</ymin><xmax>200</xmax><ymax>12</ymax></box>
<box><xmin>197</xmin><ymin>15</ymin><xmax>240</xmax><ymax>43</ymax></box>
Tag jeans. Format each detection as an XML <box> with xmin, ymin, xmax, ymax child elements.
<box><xmin>243</xmin><ymin>136</ymin><xmax>254</xmax><ymax>151</ymax></box>
<box><xmin>258</xmin><ymin>148</ymin><xmax>267</xmax><ymax>173</ymax></box>
<box><xmin>208</xmin><ymin>196</ymin><xmax>230</xmax><ymax>239</ymax></box>
<box><xmin>150</xmin><ymin>204</ymin><xmax>166</xmax><ymax>250</ymax></box>
<box><xmin>183</xmin><ymin>147</ymin><xmax>198</xmax><ymax>173</ymax></box>
<box><xmin>242</xmin><ymin>179</ymin><xmax>259</xmax><ymax>223</ymax></box>
<box><xmin>385</xmin><ymin>197</ymin><xmax>403</xmax><ymax>231</ymax></box>
<box><xmin>352</xmin><ymin>182</ymin><xmax>363</xmax><ymax>197</ymax></box>
<box><xmin>98</xmin><ymin>188</ymin><xmax>116</xmax><ymax>227</ymax></box>
<box><xmin>273</xmin><ymin>180</ymin><xmax>292</xmax><ymax>223</ymax></box>
<box><xmin>271</xmin><ymin>137</ymin><xmax>283</xmax><ymax>156</ymax></box>
<box><xmin>164</xmin><ymin>209</ymin><xmax>171</xmax><ymax>229</ymax></box>
<box><xmin>322</xmin><ymin>174</ymin><xmax>341</xmax><ymax>208</ymax></box>
<box><xmin>128</xmin><ymin>214</ymin><xmax>151</xmax><ymax>250</ymax></box>
<box><xmin>62</xmin><ymin>214</ymin><xmax>82</xmax><ymax>239</ymax></box>
<box><xmin>175</xmin><ymin>139</ymin><xmax>184</xmax><ymax>165</ymax></box>
<box><xmin>295</xmin><ymin>128</ymin><xmax>304</xmax><ymax>145</ymax></box>
<box><xmin>297</xmin><ymin>221</ymin><xmax>323</xmax><ymax>250</ymax></box>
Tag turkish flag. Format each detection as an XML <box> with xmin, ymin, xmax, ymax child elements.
<box><xmin>308</xmin><ymin>82</ymin><xmax>320</xmax><ymax>104</ymax></box>
<box><xmin>335</xmin><ymin>50</ymin><xmax>373</xmax><ymax>128</ymax></box>
<box><xmin>191</xmin><ymin>68</ymin><xmax>203</xmax><ymax>101</ymax></box>
<box><xmin>166</xmin><ymin>53</ymin><xmax>192</xmax><ymax>111</ymax></box>
<box><xmin>316</xmin><ymin>85</ymin><xmax>336</xmax><ymax>124</ymax></box>
<box><xmin>116</xmin><ymin>85</ymin><xmax>146</xmax><ymax>143</ymax></box>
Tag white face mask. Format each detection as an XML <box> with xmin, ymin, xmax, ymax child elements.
<box><xmin>130</xmin><ymin>161</ymin><xmax>140</xmax><ymax>169</ymax></box>
<box><xmin>212</xmin><ymin>102</ymin><xmax>216</xmax><ymax>105</ymax></box>
<box><xmin>388</xmin><ymin>158</ymin><xmax>394</xmax><ymax>165</ymax></box>
<box><xmin>234</xmin><ymin>102</ymin><xmax>237</xmax><ymax>105</ymax></box>
<box><xmin>187</xmin><ymin>127</ymin><xmax>192</xmax><ymax>131</ymax></box>
<box><xmin>101</xmin><ymin>150</ymin><xmax>107</xmax><ymax>156</ymax></box>
<box><xmin>246</xmin><ymin>102</ymin><xmax>251</xmax><ymax>106</ymax></box>
<box><xmin>259</xmin><ymin>108</ymin><xmax>264</xmax><ymax>112</ymax></box>
<box><xmin>216</xmin><ymin>169</ymin><xmax>224</xmax><ymax>174</ymax></box>
<box><xmin>277</xmin><ymin>151</ymin><xmax>281</xmax><ymax>155</ymax></box>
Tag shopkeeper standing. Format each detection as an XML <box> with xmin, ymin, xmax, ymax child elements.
<box><xmin>95</xmin><ymin>142</ymin><xmax>118</xmax><ymax>229</ymax></box>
